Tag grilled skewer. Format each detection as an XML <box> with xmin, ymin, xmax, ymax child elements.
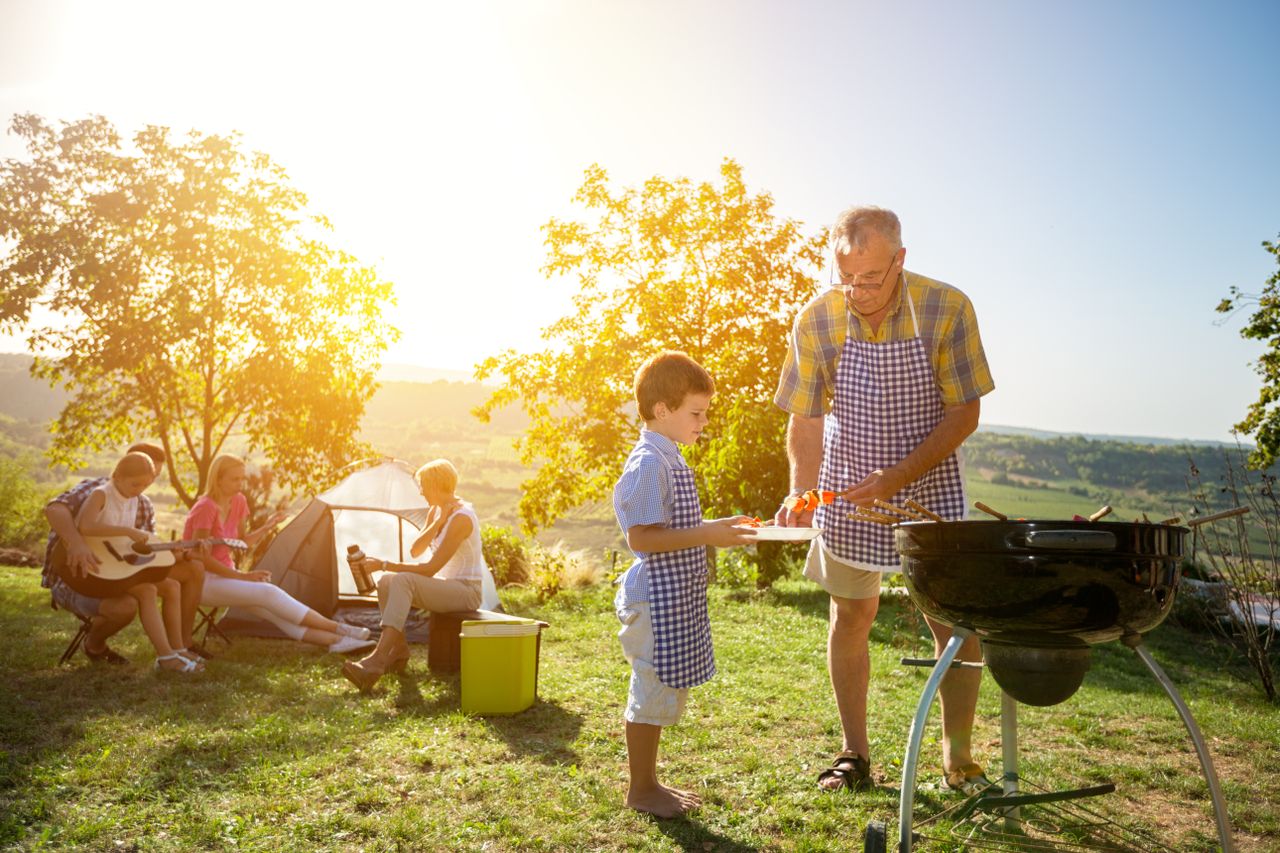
<box><xmin>904</xmin><ymin>499</ymin><xmax>945</xmax><ymax>522</ymax></box>
<box><xmin>847</xmin><ymin>509</ymin><xmax>898</xmax><ymax>525</ymax></box>
<box><xmin>973</xmin><ymin>501</ymin><xmax>1007</xmax><ymax>521</ymax></box>
<box><xmin>872</xmin><ymin>499</ymin><xmax>927</xmax><ymax>521</ymax></box>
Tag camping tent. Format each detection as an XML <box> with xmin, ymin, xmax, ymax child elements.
<box><xmin>218</xmin><ymin>459</ymin><xmax>500</xmax><ymax>637</ymax></box>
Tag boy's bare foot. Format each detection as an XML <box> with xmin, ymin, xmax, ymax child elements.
<box><xmin>626</xmin><ymin>784</ymin><xmax>699</xmax><ymax>818</ymax></box>
<box><xmin>662</xmin><ymin>784</ymin><xmax>701</xmax><ymax>807</ymax></box>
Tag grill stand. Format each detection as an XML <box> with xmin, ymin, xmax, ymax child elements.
<box><xmin>884</xmin><ymin>628</ymin><xmax>1235</xmax><ymax>852</ymax></box>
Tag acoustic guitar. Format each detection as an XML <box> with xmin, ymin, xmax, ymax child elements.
<box><xmin>52</xmin><ymin>535</ymin><xmax>249</xmax><ymax>599</ymax></box>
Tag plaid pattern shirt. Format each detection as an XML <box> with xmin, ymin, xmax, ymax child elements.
<box><xmin>774</xmin><ymin>271</ymin><xmax>994</xmax><ymax>417</ymax></box>
<box><xmin>42</xmin><ymin>477</ymin><xmax>156</xmax><ymax>589</ymax></box>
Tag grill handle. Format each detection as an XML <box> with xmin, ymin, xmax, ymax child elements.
<box><xmin>1022</xmin><ymin>530</ymin><xmax>1117</xmax><ymax>551</ymax></box>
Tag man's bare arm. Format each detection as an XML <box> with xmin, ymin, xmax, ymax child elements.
<box><xmin>776</xmin><ymin>413</ymin><xmax>825</xmax><ymax>526</ymax></box>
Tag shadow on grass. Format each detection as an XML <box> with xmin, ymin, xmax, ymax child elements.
<box><xmin>479</xmin><ymin>698</ymin><xmax>584</xmax><ymax>765</ymax></box>
<box><xmin>651</xmin><ymin>814</ymin><xmax>760</xmax><ymax>852</ymax></box>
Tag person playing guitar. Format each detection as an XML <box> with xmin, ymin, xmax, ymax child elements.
<box><xmin>44</xmin><ymin>442</ymin><xmax>206</xmax><ymax>666</ymax></box>
<box><xmin>74</xmin><ymin>452</ymin><xmax>204</xmax><ymax>673</ymax></box>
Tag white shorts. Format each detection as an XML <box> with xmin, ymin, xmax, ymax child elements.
<box><xmin>617</xmin><ymin>602</ymin><xmax>689</xmax><ymax>727</ymax></box>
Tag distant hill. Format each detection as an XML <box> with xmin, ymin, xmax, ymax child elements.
<box><xmin>978</xmin><ymin>422</ymin><xmax>1242</xmax><ymax>449</ymax></box>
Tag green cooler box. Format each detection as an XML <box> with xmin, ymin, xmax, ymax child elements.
<box><xmin>460</xmin><ymin>617</ymin><xmax>545</xmax><ymax>715</ymax></box>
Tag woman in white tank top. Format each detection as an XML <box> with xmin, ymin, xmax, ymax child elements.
<box><xmin>342</xmin><ymin>458</ymin><xmax>488</xmax><ymax>692</ymax></box>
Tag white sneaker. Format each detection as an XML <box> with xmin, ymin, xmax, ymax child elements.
<box><xmin>329</xmin><ymin>635</ymin><xmax>376</xmax><ymax>654</ymax></box>
<box><xmin>336</xmin><ymin>622</ymin><xmax>372</xmax><ymax>640</ymax></box>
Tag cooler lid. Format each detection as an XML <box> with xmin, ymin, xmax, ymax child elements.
<box><xmin>460</xmin><ymin>618</ymin><xmax>540</xmax><ymax>637</ymax></box>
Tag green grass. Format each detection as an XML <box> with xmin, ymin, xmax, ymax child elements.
<box><xmin>2</xmin><ymin>564</ymin><xmax>1278</xmax><ymax>852</ymax></box>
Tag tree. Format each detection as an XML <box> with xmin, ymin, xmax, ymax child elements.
<box><xmin>0</xmin><ymin>114</ymin><xmax>396</xmax><ymax>503</ymax></box>
<box><xmin>475</xmin><ymin>159</ymin><xmax>824</xmax><ymax>580</ymax></box>
<box><xmin>1218</xmin><ymin>234</ymin><xmax>1280</xmax><ymax>468</ymax></box>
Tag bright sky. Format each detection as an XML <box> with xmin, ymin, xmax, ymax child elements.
<box><xmin>2</xmin><ymin>0</ymin><xmax>1278</xmax><ymax>442</ymax></box>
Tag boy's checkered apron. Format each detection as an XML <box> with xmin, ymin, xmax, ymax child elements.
<box><xmin>649</xmin><ymin>466</ymin><xmax>716</xmax><ymax>688</ymax></box>
<box><xmin>815</xmin><ymin>280</ymin><xmax>967</xmax><ymax>569</ymax></box>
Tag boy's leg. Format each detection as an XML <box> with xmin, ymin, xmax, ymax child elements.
<box><xmin>617</xmin><ymin>602</ymin><xmax>698</xmax><ymax>816</ymax></box>
<box><xmin>624</xmin><ymin>722</ymin><xmax>699</xmax><ymax>817</ymax></box>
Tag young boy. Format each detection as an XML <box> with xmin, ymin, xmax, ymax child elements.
<box><xmin>613</xmin><ymin>351</ymin><xmax>755</xmax><ymax>817</ymax></box>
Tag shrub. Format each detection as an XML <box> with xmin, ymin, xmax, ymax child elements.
<box><xmin>526</xmin><ymin>542</ymin><xmax>602</xmax><ymax>601</ymax></box>
<box><xmin>481</xmin><ymin>524</ymin><xmax>529</xmax><ymax>587</ymax></box>
<box><xmin>0</xmin><ymin>456</ymin><xmax>54</xmax><ymax>550</ymax></box>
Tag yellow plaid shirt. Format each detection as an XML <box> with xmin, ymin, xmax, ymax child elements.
<box><xmin>774</xmin><ymin>271</ymin><xmax>995</xmax><ymax>417</ymax></box>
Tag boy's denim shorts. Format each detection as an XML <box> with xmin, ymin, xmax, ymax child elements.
<box><xmin>617</xmin><ymin>601</ymin><xmax>688</xmax><ymax>727</ymax></box>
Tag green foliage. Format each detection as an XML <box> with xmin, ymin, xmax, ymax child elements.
<box><xmin>1218</xmin><ymin>233</ymin><xmax>1280</xmax><ymax>467</ymax></box>
<box><xmin>0</xmin><ymin>456</ymin><xmax>53</xmax><ymax>549</ymax></box>
<box><xmin>475</xmin><ymin>159</ymin><xmax>824</xmax><ymax>538</ymax></box>
<box><xmin>0</xmin><ymin>114</ymin><xmax>397</xmax><ymax>506</ymax></box>
<box><xmin>480</xmin><ymin>523</ymin><xmax>530</xmax><ymax>587</ymax></box>
<box><xmin>527</xmin><ymin>546</ymin><xmax>566</xmax><ymax>602</ymax></box>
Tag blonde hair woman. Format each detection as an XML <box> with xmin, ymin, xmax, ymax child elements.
<box><xmin>184</xmin><ymin>454</ymin><xmax>373</xmax><ymax>654</ymax></box>
<box><xmin>342</xmin><ymin>458</ymin><xmax>487</xmax><ymax>692</ymax></box>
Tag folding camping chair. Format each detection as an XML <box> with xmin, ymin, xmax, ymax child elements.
<box><xmin>58</xmin><ymin>607</ymin><xmax>93</xmax><ymax>666</ymax></box>
<box><xmin>193</xmin><ymin>606</ymin><xmax>233</xmax><ymax>647</ymax></box>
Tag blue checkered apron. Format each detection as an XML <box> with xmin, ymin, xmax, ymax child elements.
<box><xmin>648</xmin><ymin>465</ymin><xmax>716</xmax><ymax>688</ymax></box>
<box><xmin>815</xmin><ymin>278</ymin><xmax>968</xmax><ymax>569</ymax></box>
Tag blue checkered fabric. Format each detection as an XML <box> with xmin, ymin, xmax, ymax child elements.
<box><xmin>613</xmin><ymin>431</ymin><xmax>687</xmax><ymax>607</ymax></box>
<box><xmin>815</xmin><ymin>294</ymin><xmax>968</xmax><ymax>569</ymax></box>
<box><xmin>42</xmin><ymin>477</ymin><xmax>156</xmax><ymax>589</ymax></box>
<box><xmin>646</xmin><ymin>465</ymin><xmax>716</xmax><ymax>689</ymax></box>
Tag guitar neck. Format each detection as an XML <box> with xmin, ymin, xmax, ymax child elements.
<box><xmin>151</xmin><ymin>538</ymin><xmax>246</xmax><ymax>552</ymax></box>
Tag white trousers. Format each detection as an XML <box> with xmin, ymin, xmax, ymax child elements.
<box><xmin>201</xmin><ymin>574</ymin><xmax>312</xmax><ymax>640</ymax></box>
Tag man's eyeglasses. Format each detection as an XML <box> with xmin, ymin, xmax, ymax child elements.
<box><xmin>834</xmin><ymin>251</ymin><xmax>901</xmax><ymax>290</ymax></box>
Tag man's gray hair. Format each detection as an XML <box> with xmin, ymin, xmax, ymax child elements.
<box><xmin>829</xmin><ymin>206</ymin><xmax>902</xmax><ymax>253</ymax></box>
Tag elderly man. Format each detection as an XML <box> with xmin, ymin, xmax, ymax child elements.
<box><xmin>774</xmin><ymin>206</ymin><xmax>995</xmax><ymax>794</ymax></box>
<box><xmin>44</xmin><ymin>442</ymin><xmax>206</xmax><ymax>664</ymax></box>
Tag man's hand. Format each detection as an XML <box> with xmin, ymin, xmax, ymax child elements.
<box><xmin>66</xmin><ymin>540</ymin><xmax>101</xmax><ymax>578</ymax></box>
<box><xmin>704</xmin><ymin>517</ymin><xmax>759</xmax><ymax>548</ymax></box>
<box><xmin>774</xmin><ymin>500</ymin><xmax>815</xmax><ymax>528</ymax></box>
<box><xmin>265</xmin><ymin>510</ymin><xmax>288</xmax><ymax>528</ymax></box>
<box><xmin>127</xmin><ymin>529</ymin><xmax>150</xmax><ymax>545</ymax></box>
<box><xmin>838</xmin><ymin>468</ymin><xmax>909</xmax><ymax>509</ymax></box>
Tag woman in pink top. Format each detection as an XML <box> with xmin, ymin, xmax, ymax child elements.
<box><xmin>185</xmin><ymin>454</ymin><xmax>373</xmax><ymax>654</ymax></box>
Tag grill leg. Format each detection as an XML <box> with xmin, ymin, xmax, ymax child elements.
<box><xmin>1000</xmin><ymin>690</ymin><xmax>1021</xmax><ymax>828</ymax></box>
<box><xmin>1129</xmin><ymin>638</ymin><xmax>1235</xmax><ymax>853</ymax></box>
<box><xmin>898</xmin><ymin>628</ymin><xmax>970</xmax><ymax>852</ymax></box>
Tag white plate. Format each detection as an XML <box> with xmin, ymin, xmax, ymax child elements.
<box><xmin>737</xmin><ymin>525</ymin><xmax>822</xmax><ymax>542</ymax></box>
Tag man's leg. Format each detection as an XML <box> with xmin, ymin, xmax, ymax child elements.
<box><xmin>826</xmin><ymin>594</ymin><xmax>880</xmax><ymax>775</ymax></box>
<box><xmin>84</xmin><ymin>594</ymin><xmax>137</xmax><ymax>654</ymax></box>
<box><xmin>166</xmin><ymin>560</ymin><xmax>205</xmax><ymax>648</ymax></box>
<box><xmin>926</xmin><ymin>615</ymin><xmax>983</xmax><ymax>774</ymax></box>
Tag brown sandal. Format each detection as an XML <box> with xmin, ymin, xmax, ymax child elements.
<box><xmin>818</xmin><ymin>751</ymin><xmax>872</xmax><ymax>792</ymax></box>
<box><xmin>943</xmin><ymin>762</ymin><xmax>993</xmax><ymax>796</ymax></box>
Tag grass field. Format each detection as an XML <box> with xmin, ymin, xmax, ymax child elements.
<box><xmin>2</xmin><ymin>565</ymin><xmax>1278</xmax><ymax>852</ymax></box>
